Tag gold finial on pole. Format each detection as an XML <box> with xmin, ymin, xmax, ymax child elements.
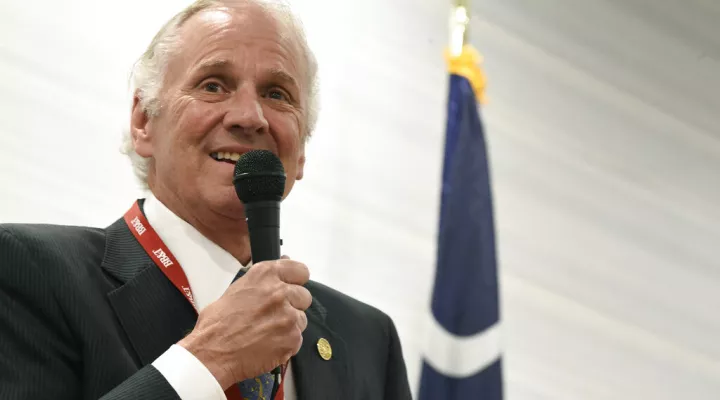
<box><xmin>446</xmin><ymin>0</ymin><xmax>487</xmax><ymax>103</ymax></box>
<box><xmin>450</xmin><ymin>0</ymin><xmax>470</xmax><ymax>57</ymax></box>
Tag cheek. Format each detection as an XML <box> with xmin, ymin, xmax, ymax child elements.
<box><xmin>170</xmin><ymin>97</ymin><xmax>221</xmax><ymax>145</ymax></box>
<box><xmin>268</xmin><ymin>111</ymin><xmax>302</xmax><ymax>156</ymax></box>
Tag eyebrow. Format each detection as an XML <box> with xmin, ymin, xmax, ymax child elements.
<box><xmin>265</xmin><ymin>68</ymin><xmax>300</xmax><ymax>92</ymax></box>
<box><xmin>194</xmin><ymin>60</ymin><xmax>299</xmax><ymax>90</ymax></box>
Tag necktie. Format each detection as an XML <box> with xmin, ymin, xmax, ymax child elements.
<box><xmin>238</xmin><ymin>373</ymin><xmax>276</xmax><ymax>400</ymax></box>
<box><xmin>233</xmin><ymin>266</ymin><xmax>278</xmax><ymax>400</ymax></box>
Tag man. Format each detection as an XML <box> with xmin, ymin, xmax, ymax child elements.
<box><xmin>0</xmin><ymin>0</ymin><xmax>412</xmax><ymax>399</ymax></box>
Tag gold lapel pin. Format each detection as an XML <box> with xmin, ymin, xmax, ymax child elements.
<box><xmin>317</xmin><ymin>338</ymin><xmax>332</xmax><ymax>361</ymax></box>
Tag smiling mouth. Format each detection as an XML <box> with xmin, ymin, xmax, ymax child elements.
<box><xmin>210</xmin><ymin>152</ymin><xmax>242</xmax><ymax>165</ymax></box>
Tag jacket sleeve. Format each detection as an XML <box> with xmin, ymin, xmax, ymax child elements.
<box><xmin>98</xmin><ymin>365</ymin><xmax>180</xmax><ymax>400</ymax></box>
<box><xmin>384</xmin><ymin>315</ymin><xmax>414</xmax><ymax>400</ymax></box>
<box><xmin>0</xmin><ymin>227</ymin><xmax>180</xmax><ymax>400</ymax></box>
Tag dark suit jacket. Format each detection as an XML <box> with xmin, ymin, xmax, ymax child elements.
<box><xmin>0</xmin><ymin>206</ymin><xmax>412</xmax><ymax>399</ymax></box>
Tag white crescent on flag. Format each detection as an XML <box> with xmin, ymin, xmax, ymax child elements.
<box><xmin>422</xmin><ymin>313</ymin><xmax>503</xmax><ymax>378</ymax></box>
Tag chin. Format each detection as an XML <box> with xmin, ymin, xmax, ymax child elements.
<box><xmin>200</xmin><ymin>185</ymin><xmax>246</xmax><ymax>219</ymax></box>
<box><xmin>282</xmin><ymin>180</ymin><xmax>297</xmax><ymax>200</ymax></box>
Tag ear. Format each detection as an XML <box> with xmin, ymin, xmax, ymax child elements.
<box><xmin>295</xmin><ymin>144</ymin><xmax>306</xmax><ymax>181</ymax></box>
<box><xmin>131</xmin><ymin>92</ymin><xmax>154</xmax><ymax>157</ymax></box>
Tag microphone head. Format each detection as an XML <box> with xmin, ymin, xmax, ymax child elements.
<box><xmin>233</xmin><ymin>150</ymin><xmax>286</xmax><ymax>203</ymax></box>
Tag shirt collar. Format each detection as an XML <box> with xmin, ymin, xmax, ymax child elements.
<box><xmin>143</xmin><ymin>192</ymin><xmax>244</xmax><ymax>312</ymax></box>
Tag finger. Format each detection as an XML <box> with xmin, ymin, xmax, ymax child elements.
<box><xmin>291</xmin><ymin>332</ymin><xmax>304</xmax><ymax>356</ymax></box>
<box><xmin>296</xmin><ymin>309</ymin><xmax>308</xmax><ymax>332</ymax></box>
<box><xmin>286</xmin><ymin>285</ymin><xmax>312</xmax><ymax>311</ymax></box>
<box><xmin>281</xmin><ymin>255</ymin><xmax>290</xmax><ymax>259</ymax></box>
<box><xmin>275</xmin><ymin>261</ymin><xmax>310</xmax><ymax>285</ymax></box>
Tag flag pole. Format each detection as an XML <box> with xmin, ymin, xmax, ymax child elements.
<box><xmin>446</xmin><ymin>0</ymin><xmax>487</xmax><ymax>103</ymax></box>
<box><xmin>449</xmin><ymin>0</ymin><xmax>470</xmax><ymax>57</ymax></box>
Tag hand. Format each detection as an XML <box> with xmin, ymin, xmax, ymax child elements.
<box><xmin>177</xmin><ymin>257</ymin><xmax>312</xmax><ymax>390</ymax></box>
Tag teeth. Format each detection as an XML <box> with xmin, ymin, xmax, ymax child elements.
<box><xmin>211</xmin><ymin>152</ymin><xmax>243</xmax><ymax>162</ymax></box>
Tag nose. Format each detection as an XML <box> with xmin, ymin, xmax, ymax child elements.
<box><xmin>223</xmin><ymin>85</ymin><xmax>269</xmax><ymax>137</ymax></box>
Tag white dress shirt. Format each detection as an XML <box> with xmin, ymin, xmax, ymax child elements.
<box><xmin>144</xmin><ymin>193</ymin><xmax>297</xmax><ymax>400</ymax></box>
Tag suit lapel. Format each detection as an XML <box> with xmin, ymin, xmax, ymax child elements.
<box><xmin>101</xmin><ymin>207</ymin><xmax>198</xmax><ymax>366</ymax></box>
<box><xmin>101</xmin><ymin>201</ymin><xmax>353</xmax><ymax>398</ymax></box>
<box><xmin>292</xmin><ymin>294</ymin><xmax>352</xmax><ymax>400</ymax></box>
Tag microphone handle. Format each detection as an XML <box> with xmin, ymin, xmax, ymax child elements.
<box><xmin>244</xmin><ymin>200</ymin><xmax>284</xmax><ymax>382</ymax></box>
<box><xmin>244</xmin><ymin>200</ymin><xmax>281</xmax><ymax>263</ymax></box>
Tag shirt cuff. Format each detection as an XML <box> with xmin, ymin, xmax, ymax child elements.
<box><xmin>152</xmin><ymin>344</ymin><xmax>227</xmax><ymax>400</ymax></box>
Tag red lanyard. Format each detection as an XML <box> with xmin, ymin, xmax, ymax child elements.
<box><xmin>124</xmin><ymin>200</ymin><xmax>286</xmax><ymax>400</ymax></box>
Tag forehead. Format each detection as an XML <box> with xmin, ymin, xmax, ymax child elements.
<box><xmin>171</xmin><ymin>5</ymin><xmax>306</xmax><ymax>85</ymax></box>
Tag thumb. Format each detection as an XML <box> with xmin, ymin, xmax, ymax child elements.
<box><xmin>281</xmin><ymin>255</ymin><xmax>290</xmax><ymax>260</ymax></box>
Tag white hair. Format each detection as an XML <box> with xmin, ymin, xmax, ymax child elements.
<box><xmin>120</xmin><ymin>0</ymin><xmax>319</xmax><ymax>187</ymax></box>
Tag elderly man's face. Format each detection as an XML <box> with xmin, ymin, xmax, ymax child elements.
<box><xmin>132</xmin><ymin>5</ymin><xmax>307</xmax><ymax>220</ymax></box>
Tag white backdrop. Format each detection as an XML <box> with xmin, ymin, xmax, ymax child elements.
<box><xmin>1</xmin><ymin>0</ymin><xmax>720</xmax><ymax>399</ymax></box>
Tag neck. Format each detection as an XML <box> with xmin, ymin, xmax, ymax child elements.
<box><xmin>148</xmin><ymin>187</ymin><xmax>252</xmax><ymax>266</ymax></box>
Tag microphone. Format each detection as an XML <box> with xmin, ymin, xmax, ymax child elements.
<box><xmin>233</xmin><ymin>149</ymin><xmax>286</xmax><ymax>263</ymax></box>
<box><xmin>232</xmin><ymin>149</ymin><xmax>286</xmax><ymax>393</ymax></box>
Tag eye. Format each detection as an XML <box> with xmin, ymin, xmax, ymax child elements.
<box><xmin>266</xmin><ymin>88</ymin><xmax>290</xmax><ymax>102</ymax></box>
<box><xmin>201</xmin><ymin>80</ymin><xmax>225</xmax><ymax>93</ymax></box>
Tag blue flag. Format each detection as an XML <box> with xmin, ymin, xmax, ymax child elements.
<box><xmin>419</xmin><ymin>67</ymin><xmax>503</xmax><ymax>399</ymax></box>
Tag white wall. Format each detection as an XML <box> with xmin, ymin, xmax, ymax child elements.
<box><xmin>472</xmin><ymin>0</ymin><xmax>720</xmax><ymax>398</ymax></box>
<box><xmin>1</xmin><ymin>0</ymin><xmax>719</xmax><ymax>399</ymax></box>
